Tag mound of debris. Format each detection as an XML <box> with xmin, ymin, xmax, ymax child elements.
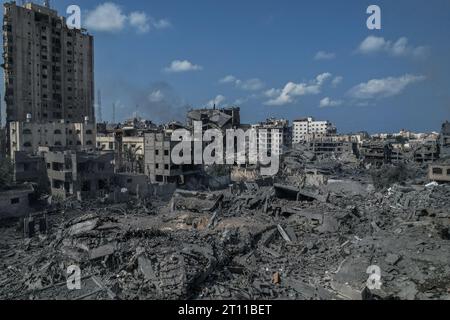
<box><xmin>1</xmin><ymin>163</ymin><xmax>449</xmax><ymax>300</ymax></box>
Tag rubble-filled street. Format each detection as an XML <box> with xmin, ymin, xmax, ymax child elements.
<box><xmin>1</xmin><ymin>149</ymin><xmax>449</xmax><ymax>300</ymax></box>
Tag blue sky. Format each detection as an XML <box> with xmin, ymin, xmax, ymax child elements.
<box><xmin>2</xmin><ymin>0</ymin><xmax>450</xmax><ymax>133</ymax></box>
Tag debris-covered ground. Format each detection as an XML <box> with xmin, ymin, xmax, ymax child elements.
<box><xmin>1</xmin><ymin>152</ymin><xmax>449</xmax><ymax>300</ymax></box>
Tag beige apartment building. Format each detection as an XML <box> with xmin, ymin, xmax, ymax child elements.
<box><xmin>9</xmin><ymin>120</ymin><xmax>96</xmax><ymax>159</ymax></box>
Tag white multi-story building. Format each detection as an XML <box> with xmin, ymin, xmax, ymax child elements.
<box><xmin>252</xmin><ymin>118</ymin><xmax>291</xmax><ymax>156</ymax></box>
<box><xmin>292</xmin><ymin>117</ymin><xmax>336</xmax><ymax>144</ymax></box>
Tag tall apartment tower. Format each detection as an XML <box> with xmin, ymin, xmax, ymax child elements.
<box><xmin>2</xmin><ymin>1</ymin><xmax>95</xmax><ymax>124</ymax></box>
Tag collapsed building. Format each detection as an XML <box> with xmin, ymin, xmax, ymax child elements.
<box><xmin>1</xmin><ymin>148</ymin><xmax>449</xmax><ymax>300</ymax></box>
<box><xmin>307</xmin><ymin>137</ymin><xmax>358</xmax><ymax>159</ymax></box>
<box><xmin>411</xmin><ymin>140</ymin><xmax>440</xmax><ymax>163</ymax></box>
<box><xmin>360</xmin><ymin>141</ymin><xmax>392</xmax><ymax>166</ymax></box>
<box><xmin>187</xmin><ymin>107</ymin><xmax>240</xmax><ymax>130</ymax></box>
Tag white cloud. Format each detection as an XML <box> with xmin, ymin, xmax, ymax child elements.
<box><xmin>319</xmin><ymin>97</ymin><xmax>342</xmax><ymax>108</ymax></box>
<box><xmin>85</xmin><ymin>3</ymin><xmax>127</xmax><ymax>33</ymax></box>
<box><xmin>264</xmin><ymin>73</ymin><xmax>333</xmax><ymax>106</ymax></box>
<box><xmin>152</xmin><ymin>18</ymin><xmax>171</xmax><ymax>29</ymax></box>
<box><xmin>357</xmin><ymin>36</ymin><xmax>429</xmax><ymax>59</ymax></box>
<box><xmin>348</xmin><ymin>74</ymin><xmax>426</xmax><ymax>100</ymax></box>
<box><xmin>219</xmin><ymin>75</ymin><xmax>238</xmax><ymax>84</ymax></box>
<box><xmin>219</xmin><ymin>75</ymin><xmax>264</xmax><ymax>91</ymax></box>
<box><xmin>316</xmin><ymin>72</ymin><xmax>332</xmax><ymax>85</ymax></box>
<box><xmin>165</xmin><ymin>60</ymin><xmax>203</xmax><ymax>73</ymax></box>
<box><xmin>234</xmin><ymin>98</ymin><xmax>248</xmax><ymax>105</ymax></box>
<box><xmin>85</xmin><ymin>2</ymin><xmax>171</xmax><ymax>34</ymax></box>
<box><xmin>128</xmin><ymin>12</ymin><xmax>171</xmax><ymax>33</ymax></box>
<box><xmin>239</xmin><ymin>78</ymin><xmax>265</xmax><ymax>91</ymax></box>
<box><xmin>314</xmin><ymin>51</ymin><xmax>336</xmax><ymax>61</ymax></box>
<box><xmin>148</xmin><ymin>90</ymin><xmax>164</xmax><ymax>103</ymax></box>
<box><xmin>332</xmin><ymin>76</ymin><xmax>343</xmax><ymax>88</ymax></box>
<box><xmin>129</xmin><ymin>12</ymin><xmax>150</xmax><ymax>33</ymax></box>
<box><xmin>207</xmin><ymin>95</ymin><xmax>226</xmax><ymax>108</ymax></box>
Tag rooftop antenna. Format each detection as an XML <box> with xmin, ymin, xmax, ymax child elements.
<box><xmin>44</xmin><ymin>0</ymin><xmax>50</xmax><ymax>8</ymax></box>
<box><xmin>97</xmin><ymin>90</ymin><xmax>102</xmax><ymax>123</ymax></box>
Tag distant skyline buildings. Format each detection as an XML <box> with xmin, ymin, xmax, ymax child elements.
<box><xmin>1</xmin><ymin>0</ymin><xmax>449</xmax><ymax>134</ymax></box>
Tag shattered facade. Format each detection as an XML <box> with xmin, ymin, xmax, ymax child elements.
<box><xmin>307</xmin><ymin>138</ymin><xmax>357</xmax><ymax>158</ymax></box>
<box><xmin>44</xmin><ymin>150</ymin><xmax>114</xmax><ymax>200</ymax></box>
<box><xmin>361</xmin><ymin>141</ymin><xmax>392</xmax><ymax>166</ymax></box>
<box><xmin>144</xmin><ymin>132</ymin><xmax>200</xmax><ymax>184</ymax></box>
<box><xmin>187</xmin><ymin>107</ymin><xmax>240</xmax><ymax>130</ymax></box>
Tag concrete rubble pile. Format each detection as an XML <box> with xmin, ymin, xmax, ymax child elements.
<box><xmin>1</xmin><ymin>157</ymin><xmax>449</xmax><ymax>300</ymax></box>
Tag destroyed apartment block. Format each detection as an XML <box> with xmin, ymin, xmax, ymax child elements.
<box><xmin>306</xmin><ymin>137</ymin><xmax>358</xmax><ymax>159</ymax></box>
<box><xmin>44</xmin><ymin>149</ymin><xmax>115</xmax><ymax>201</ymax></box>
<box><xmin>361</xmin><ymin>141</ymin><xmax>393</xmax><ymax>166</ymax></box>
<box><xmin>1</xmin><ymin>128</ymin><xmax>450</xmax><ymax>300</ymax></box>
<box><xmin>187</xmin><ymin>107</ymin><xmax>241</xmax><ymax>130</ymax></box>
<box><xmin>1</xmin><ymin>0</ymin><xmax>450</xmax><ymax>303</ymax></box>
<box><xmin>144</xmin><ymin>131</ymin><xmax>201</xmax><ymax>185</ymax></box>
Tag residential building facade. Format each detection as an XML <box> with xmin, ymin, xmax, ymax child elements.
<box><xmin>44</xmin><ymin>150</ymin><xmax>114</xmax><ymax>200</ymax></box>
<box><xmin>292</xmin><ymin>117</ymin><xmax>336</xmax><ymax>144</ymax></box>
<box><xmin>9</xmin><ymin>120</ymin><xmax>96</xmax><ymax>159</ymax></box>
<box><xmin>2</xmin><ymin>1</ymin><xmax>95</xmax><ymax>124</ymax></box>
<box><xmin>144</xmin><ymin>131</ymin><xmax>200</xmax><ymax>184</ymax></box>
<box><xmin>251</xmin><ymin>118</ymin><xmax>292</xmax><ymax>156</ymax></box>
